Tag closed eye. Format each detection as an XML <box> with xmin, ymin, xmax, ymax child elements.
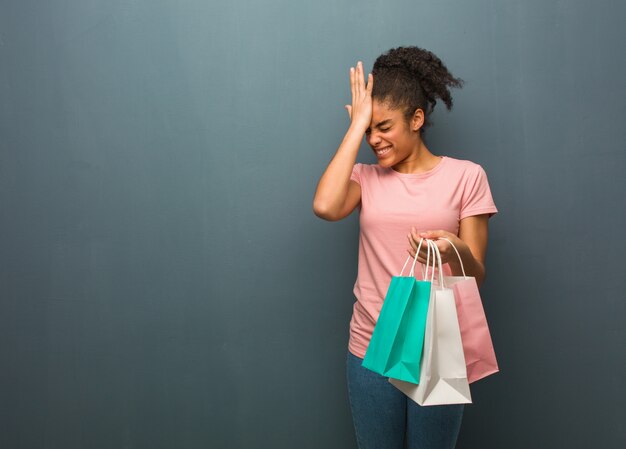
<box><xmin>366</xmin><ymin>120</ymin><xmax>393</xmax><ymax>134</ymax></box>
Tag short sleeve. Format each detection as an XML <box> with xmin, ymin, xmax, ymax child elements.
<box><xmin>350</xmin><ymin>163</ymin><xmax>362</xmax><ymax>185</ymax></box>
<box><xmin>460</xmin><ymin>164</ymin><xmax>498</xmax><ymax>220</ymax></box>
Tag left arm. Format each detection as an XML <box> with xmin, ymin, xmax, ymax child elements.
<box><xmin>407</xmin><ymin>214</ymin><xmax>490</xmax><ymax>287</ymax></box>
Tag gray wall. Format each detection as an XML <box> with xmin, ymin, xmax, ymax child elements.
<box><xmin>1</xmin><ymin>1</ymin><xmax>624</xmax><ymax>448</ymax></box>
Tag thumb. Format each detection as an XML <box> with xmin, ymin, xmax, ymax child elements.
<box><xmin>345</xmin><ymin>105</ymin><xmax>352</xmax><ymax>118</ymax></box>
<box><xmin>419</xmin><ymin>230</ymin><xmax>445</xmax><ymax>239</ymax></box>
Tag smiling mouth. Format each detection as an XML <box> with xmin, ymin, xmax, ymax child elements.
<box><xmin>375</xmin><ymin>147</ymin><xmax>392</xmax><ymax>157</ymax></box>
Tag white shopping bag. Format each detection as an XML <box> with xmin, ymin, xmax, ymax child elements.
<box><xmin>389</xmin><ymin>239</ymin><xmax>472</xmax><ymax>406</ymax></box>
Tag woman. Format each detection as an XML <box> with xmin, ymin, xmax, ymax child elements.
<box><xmin>313</xmin><ymin>46</ymin><xmax>498</xmax><ymax>449</ymax></box>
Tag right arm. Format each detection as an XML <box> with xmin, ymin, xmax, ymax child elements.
<box><xmin>312</xmin><ymin>124</ymin><xmax>363</xmax><ymax>221</ymax></box>
<box><xmin>313</xmin><ymin>61</ymin><xmax>373</xmax><ymax>221</ymax></box>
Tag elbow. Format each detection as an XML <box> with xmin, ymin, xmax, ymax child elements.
<box><xmin>476</xmin><ymin>275</ymin><xmax>485</xmax><ymax>289</ymax></box>
<box><xmin>312</xmin><ymin>200</ymin><xmax>340</xmax><ymax>221</ymax></box>
<box><xmin>476</xmin><ymin>266</ymin><xmax>486</xmax><ymax>289</ymax></box>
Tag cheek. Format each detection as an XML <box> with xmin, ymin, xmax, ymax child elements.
<box><xmin>393</xmin><ymin>130</ymin><xmax>413</xmax><ymax>147</ymax></box>
<box><xmin>387</xmin><ymin>131</ymin><xmax>404</xmax><ymax>146</ymax></box>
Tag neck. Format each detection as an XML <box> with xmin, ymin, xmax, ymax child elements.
<box><xmin>391</xmin><ymin>140</ymin><xmax>441</xmax><ymax>174</ymax></box>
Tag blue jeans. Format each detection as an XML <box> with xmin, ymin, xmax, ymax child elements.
<box><xmin>346</xmin><ymin>351</ymin><xmax>464</xmax><ymax>449</ymax></box>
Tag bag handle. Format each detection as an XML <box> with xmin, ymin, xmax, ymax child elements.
<box><xmin>437</xmin><ymin>237</ymin><xmax>467</xmax><ymax>279</ymax></box>
<box><xmin>399</xmin><ymin>238</ymin><xmax>424</xmax><ymax>277</ymax></box>
<box><xmin>411</xmin><ymin>237</ymin><xmax>430</xmax><ymax>278</ymax></box>
<box><xmin>425</xmin><ymin>239</ymin><xmax>436</xmax><ymax>283</ymax></box>
<box><xmin>399</xmin><ymin>238</ymin><xmax>443</xmax><ymax>285</ymax></box>
<box><xmin>420</xmin><ymin>238</ymin><xmax>436</xmax><ymax>281</ymax></box>
<box><xmin>417</xmin><ymin>239</ymin><xmax>439</xmax><ymax>284</ymax></box>
<box><xmin>428</xmin><ymin>239</ymin><xmax>447</xmax><ymax>289</ymax></box>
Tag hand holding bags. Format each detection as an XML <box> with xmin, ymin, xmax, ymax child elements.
<box><xmin>389</xmin><ymin>240</ymin><xmax>472</xmax><ymax>406</ymax></box>
<box><xmin>438</xmin><ymin>237</ymin><xmax>499</xmax><ymax>384</ymax></box>
<box><xmin>361</xmin><ymin>239</ymin><xmax>432</xmax><ymax>384</ymax></box>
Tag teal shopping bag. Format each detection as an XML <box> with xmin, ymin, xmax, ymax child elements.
<box><xmin>362</xmin><ymin>244</ymin><xmax>432</xmax><ymax>384</ymax></box>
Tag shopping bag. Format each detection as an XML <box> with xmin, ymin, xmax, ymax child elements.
<box><xmin>362</xmin><ymin>239</ymin><xmax>431</xmax><ymax>384</ymax></box>
<box><xmin>389</xmin><ymin>240</ymin><xmax>472</xmax><ymax>405</ymax></box>
<box><xmin>438</xmin><ymin>237</ymin><xmax>499</xmax><ymax>383</ymax></box>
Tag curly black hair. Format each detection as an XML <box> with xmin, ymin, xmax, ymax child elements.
<box><xmin>372</xmin><ymin>46</ymin><xmax>464</xmax><ymax>132</ymax></box>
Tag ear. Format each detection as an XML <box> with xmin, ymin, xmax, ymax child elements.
<box><xmin>411</xmin><ymin>108</ymin><xmax>425</xmax><ymax>132</ymax></box>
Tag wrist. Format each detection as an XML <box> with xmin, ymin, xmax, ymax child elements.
<box><xmin>447</xmin><ymin>256</ymin><xmax>462</xmax><ymax>275</ymax></box>
<box><xmin>445</xmin><ymin>237</ymin><xmax>466</xmax><ymax>272</ymax></box>
<box><xmin>347</xmin><ymin>120</ymin><xmax>369</xmax><ymax>135</ymax></box>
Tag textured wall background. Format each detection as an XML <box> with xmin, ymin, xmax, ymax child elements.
<box><xmin>1</xmin><ymin>1</ymin><xmax>624</xmax><ymax>448</ymax></box>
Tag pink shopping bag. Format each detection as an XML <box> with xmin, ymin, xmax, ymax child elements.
<box><xmin>436</xmin><ymin>238</ymin><xmax>499</xmax><ymax>384</ymax></box>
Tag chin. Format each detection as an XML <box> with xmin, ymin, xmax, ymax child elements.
<box><xmin>377</xmin><ymin>158</ymin><xmax>394</xmax><ymax>168</ymax></box>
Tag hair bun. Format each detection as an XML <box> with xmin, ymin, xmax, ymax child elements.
<box><xmin>372</xmin><ymin>46</ymin><xmax>464</xmax><ymax>131</ymax></box>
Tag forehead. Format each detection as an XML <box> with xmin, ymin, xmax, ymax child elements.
<box><xmin>372</xmin><ymin>100</ymin><xmax>403</xmax><ymax>122</ymax></box>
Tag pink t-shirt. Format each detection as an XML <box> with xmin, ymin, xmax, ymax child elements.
<box><xmin>348</xmin><ymin>155</ymin><xmax>498</xmax><ymax>358</ymax></box>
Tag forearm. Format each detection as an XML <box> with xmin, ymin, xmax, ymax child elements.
<box><xmin>313</xmin><ymin>124</ymin><xmax>364</xmax><ymax>215</ymax></box>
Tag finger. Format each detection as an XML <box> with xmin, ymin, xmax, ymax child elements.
<box><xmin>410</xmin><ymin>229</ymin><xmax>424</xmax><ymax>253</ymax></box>
<box><xmin>354</xmin><ymin>62</ymin><xmax>361</xmax><ymax>97</ymax></box>
<box><xmin>366</xmin><ymin>73</ymin><xmax>374</xmax><ymax>96</ymax></box>
<box><xmin>416</xmin><ymin>251</ymin><xmax>429</xmax><ymax>266</ymax></box>
<box><xmin>358</xmin><ymin>61</ymin><xmax>365</xmax><ymax>94</ymax></box>
<box><xmin>436</xmin><ymin>240</ymin><xmax>451</xmax><ymax>265</ymax></box>
<box><xmin>349</xmin><ymin>67</ymin><xmax>355</xmax><ymax>100</ymax></box>
<box><xmin>407</xmin><ymin>234</ymin><xmax>417</xmax><ymax>252</ymax></box>
<box><xmin>411</xmin><ymin>237</ymin><xmax>431</xmax><ymax>265</ymax></box>
<box><xmin>421</xmin><ymin>229</ymin><xmax>447</xmax><ymax>239</ymax></box>
<box><xmin>431</xmin><ymin>240</ymin><xmax>445</xmax><ymax>263</ymax></box>
<box><xmin>419</xmin><ymin>240</ymin><xmax>433</xmax><ymax>263</ymax></box>
<box><xmin>418</xmin><ymin>245</ymin><xmax>429</xmax><ymax>263</ymax></box>
<box><xmin>345</xmin><ymin>105</ymin><xmax>352</xmax><ymax>119</ymax></box>
<box><xmin>437</xmin><ymin>238</ymin><xmax>449</xmax><ymax>253</ymax></box>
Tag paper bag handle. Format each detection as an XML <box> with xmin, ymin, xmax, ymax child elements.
<box><xmin>428</xmin><ymin>240</ymin><xmax>444</xmax><ymax>289</ymax></box>
<box><xmin>437</xmin><ymin>237</ymin><xmax>467</xmax><ymax>279</ymax></box>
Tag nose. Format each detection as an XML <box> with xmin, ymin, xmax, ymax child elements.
<box><xmin>367</xmin><ymin>131</ymin><xmax>381</xmax><ymax>147</ymax></box>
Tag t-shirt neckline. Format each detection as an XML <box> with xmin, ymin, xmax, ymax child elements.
<box><xmin>388</xmin><ymin>156</ymin><xmax>447</xmax><ymax>179</ymax></box>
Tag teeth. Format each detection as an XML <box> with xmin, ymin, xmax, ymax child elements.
<box><xmin>376</xmin><ymin>147</ymin><xmax>391</xmax><ymax>155</ymax></box>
